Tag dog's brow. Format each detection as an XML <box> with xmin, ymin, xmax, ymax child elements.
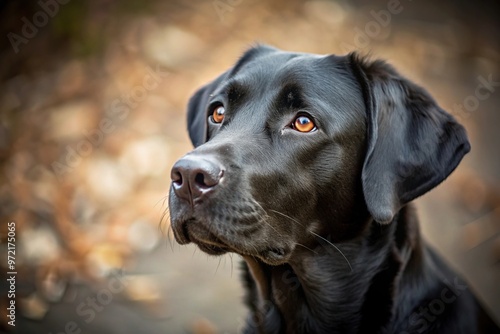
<box><xmin>276</xmin><ymin>83</ymin><xmax>307</xmax><ymax>109</ymax></box>
<box><xmin>217</xmin><ymin>80</ymin><xmax>246</xmax><ymax>103</ymax></box>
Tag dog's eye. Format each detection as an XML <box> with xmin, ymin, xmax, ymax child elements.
<box><xmin>293</xmin><ymin>115</ymin><xmax>316</xmax><ymax>132</ymax></box>
<box><xmin>211</xmin><ymin>105</ymin><xmax>225</xmax><ymax>123</ymax></box>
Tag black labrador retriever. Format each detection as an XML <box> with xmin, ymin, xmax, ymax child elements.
<box><xmin>168</xmin><ymin>45</ymin><xmax>500</xmax><ymax>334</ymax></box>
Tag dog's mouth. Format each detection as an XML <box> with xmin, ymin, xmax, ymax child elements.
<box><xmin>179</xmin><ymin>219</ymin><xmax>230</xmax><ymax>255</ymax></box>
<box><xmin>257</xmin><ymin>247</ymin><xmax>289</xmax><ymax>265</ymax></box>
<box><xmin>175</xmin><ymin>218</ymin><xmax>291</xmax><ymax>264</ymax></box>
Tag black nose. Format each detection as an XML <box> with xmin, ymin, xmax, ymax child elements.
<box><xmin>171</xmin><ymin>156</ymin><xmax>224</xmax><ymax>204</ymax></box>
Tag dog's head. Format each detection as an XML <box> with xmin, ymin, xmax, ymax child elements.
<box><xmin>168</xmin><ymin>45</ymin><xmax>469</xmax><ymax>265</ymax></box>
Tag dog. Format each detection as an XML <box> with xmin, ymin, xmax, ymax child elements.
<box><xmin>168</xmin><ymin>45</ymin><xmax>500</xmax><ymax>333</ymax></box>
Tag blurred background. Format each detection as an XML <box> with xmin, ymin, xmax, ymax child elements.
<box><xmin>0</xmin><ymin>0</ymin><xmax>499</xmax><ymax>333</ymax></box>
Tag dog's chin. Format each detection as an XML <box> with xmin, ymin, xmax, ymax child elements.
<box><xmin>180</xmin><ymin>220</ymin><xmax>230</xmax><ymax>255</ymax></box>
<box><xmin>175</xmin><ymin>219</ymin><xmax>291</xmax><ymax>265</ymax></box>
<box><xmin>193</xmin><ymin>241</ymin><xmax>229</xmax><ymax>255</ymax></box>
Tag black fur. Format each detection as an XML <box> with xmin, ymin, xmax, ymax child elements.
<box><xmin>168</xmin><ymin>45</ymin><xmax>499</xmax><ymax>333</ymax></box>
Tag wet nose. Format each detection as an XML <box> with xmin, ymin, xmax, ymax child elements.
<box><xmin>170</xmin><ymin>156</ymin><xmax>224</xmax><ymax>203</ymax></box>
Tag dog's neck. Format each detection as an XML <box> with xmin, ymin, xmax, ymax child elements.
<box><xmin>242</xmin><ymin>205</ymin><xmax>424</xmax><ymax>334</ymax></box>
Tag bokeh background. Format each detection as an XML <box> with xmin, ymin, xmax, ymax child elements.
<box><xmin>0</xmin><ymin>0</ymin><xmax>499</xmax><ymax>333</ymax></box>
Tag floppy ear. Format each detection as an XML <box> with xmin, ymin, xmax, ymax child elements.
<box><xmin>349</xmin><ymin>54</ymin><xmax>470</xmax><ymax>224</ymax></box>
<box><xmin>187</xmin><ymin>44</ymin><xmax>278</xmax><ymax>147</ymax></box>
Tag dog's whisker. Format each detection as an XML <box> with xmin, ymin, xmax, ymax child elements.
<box><xmin>269</xmin><ymin>209</ymin><xmax>352</xmax><ymax>272</ymax></box>
<box><xmin>295</xmin><ymin>243</ymin><xmax>318</xmax><ymax>254</ymax></box>
<box><xmin>259</xmin><ymin>216</ymin><xmax>281</xmax><ymax>235</ymax></box>
<box><xmin>215</xmin><ymin>257</ymin><xmax>222</xmax><ymax>275</ymax></box>
<box><xmin>269</xmin><ymin>209</ymin><xmax>305</xmax><ymax>227</ymax></box>
<box><xmin>154</xmin><ymin>195</ymin><xmax>169</xmax><ymax>209</ymax></box>
<box><xmin>167</xmin><ymin>226</ymin><xmax>174</xmax><ymax>252</ymax></box>
<box><xmin>309</xmin><ymin>231</ymin><xmax>353</xmax><ymax>272</ymax></box>
<box><xmin>158</xmin><ymin>206</ymin><xmax>171</xmax><ymax>235</ymax></box>
<box><xmin>229</xmin><ymin>253</ymin><xmax>234</xmax><ymax>278</ymax></box>
<box><xmin>157</xmin><ymin>204</ymin><xmax>176</xmax><ymax>252</ymax></box>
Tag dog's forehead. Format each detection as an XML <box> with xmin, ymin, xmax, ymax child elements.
<box><xmin>219</xmin><ymin>51</ymin><xmax>365</xmax><ymax>123</ymax></box>
<box><xmin>213</xmin><ymin>52</ymin><xmax>353</xmax><ymax>101</ymax></box>
<box><xmin>230</xmin><ymin>52</ymin><xmax>332</xmax><ymax>87</ymax></box>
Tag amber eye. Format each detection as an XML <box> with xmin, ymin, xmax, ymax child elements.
<box><xmin>293</xmin><ymin>115</ymin><xmax>316</xmax><ymax>132</ymax></box>
<box><xmin>211</xmin><ymin>105</ymin><xmax>225</xmax><ymax>123</ymax></box>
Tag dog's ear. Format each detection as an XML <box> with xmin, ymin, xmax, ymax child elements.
<box><xmin>349</xmin><ymin>54</ymin><xmax>470</xmax><ymax>224</ymax></box>
<box><xmin>187</xmin><ymin>44</ymin><xmax>278</xmax><ymax>147</ymax></box>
